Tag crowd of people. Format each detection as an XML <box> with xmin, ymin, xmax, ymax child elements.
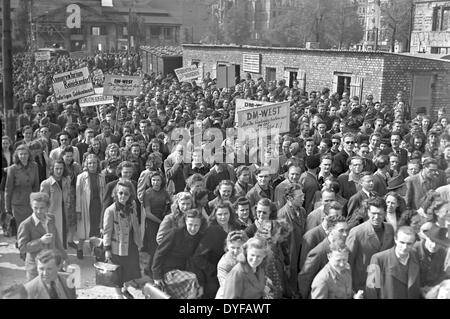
<box><xmin>1</xmin><ymin>48</ymin><xmax>450</xmax><ymax>299</ymax></box>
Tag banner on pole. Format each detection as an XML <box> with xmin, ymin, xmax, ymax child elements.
<box><xmin>174</xmin><ymin>65</ymin><xmax>200</xmax><ymax>82</ymax></box>
<box><xmin>35</xmin><ymin>51</ymin><xmax>51</xmax><ymax>62</ymax></box>
<box><xmin>103</xmin><ymin>75</ymin><xmax>143</xmax><ymax>96</ymax></box>
<box><xmin>52</xmin><ymin>67</ymin><xmax>95</xmax><ymax>103</ymax></box>
<box><xmin>79</xmin><ymin>88</ymin><xmax>114</xmax><ymax>107</ymax></box>
<box><xmin>236</xmin><ymin>101</ymin><xmax>290</xmax><ymax>133</ymax></box>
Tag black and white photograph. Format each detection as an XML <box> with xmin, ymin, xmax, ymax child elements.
<box><xmin>0</xmin><ymin>0</ymin><xmax>449</xmax><ymax>303</ymax></box>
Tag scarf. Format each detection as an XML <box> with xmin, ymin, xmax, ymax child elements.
<box><xmin>115</xmin><ymin>201</ymin><xmax>133</xmax><ymax>218</ymax></box>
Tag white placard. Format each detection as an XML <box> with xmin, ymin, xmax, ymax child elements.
<box><xmin>103</xmin><ymin>75</ymin><xmax>143</xmax><ymax>96</ymax></box>
<box><xmin>52</xmin><ymin>67</ymin><xmax>95</xmax><ymax>103</ymax></box>
<box><xmin>236</xmin><ymin>101</ymin><xmax>290</xmax><ymax>133</ymax></box>
<box><xmin>174</xmin><ymin>65</ymin><xmax>200</xmax><ymax>82</ymax></box>
<box><xmin>79</xmin><ymin>88</ymin><xmax>114</xmax><ymax>107</ymax></box>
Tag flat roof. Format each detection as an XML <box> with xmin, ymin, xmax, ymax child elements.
<box><xmin>182</xmin><ymin>44</ymin><xmax>450</xmax><ymax>63</ymax></box>
<box><xmin>140</xmin><ymin>46</ymin><xmax>183</xmax><ymax>57</ymax></box>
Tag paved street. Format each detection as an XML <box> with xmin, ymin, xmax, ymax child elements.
<box><xmin>0</xmin><ymin>230</ymin><xmax>150</xmax><ymax>299</ymax></box>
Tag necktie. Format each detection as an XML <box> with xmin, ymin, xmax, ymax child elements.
<box><xmin>49</xmin><ymin>281</ymin><xmax>59</xmax><ymax>299</ymax></box>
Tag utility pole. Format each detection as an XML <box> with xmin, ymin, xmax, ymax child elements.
<box><xmin>2</xmin><ymin>0</ymin><xmax>16</xmax><ymax>139</ymax></box>
<box><xmin>128</xmin><ymin>7</ymin><xmax>131</xmax><ymax>54</ymax></box>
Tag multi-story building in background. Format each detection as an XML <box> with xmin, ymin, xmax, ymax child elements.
<box><xmin>29</xmin><ymin>0</ymin><xmax>183</xmax><ymax>52</ymax></box>
<box><xmin>410</xmin><ymin>0</ymin><xmax>450</xmax><ymax>54</ymax></box>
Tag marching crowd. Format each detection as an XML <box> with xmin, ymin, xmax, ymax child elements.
<box><xmin>1</xmin><ymin>49</ymin><xmax>450</xmax><ymax>299</ymax></box>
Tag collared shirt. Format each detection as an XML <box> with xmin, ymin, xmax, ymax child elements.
<box><xmin>32</xmin><ymin>214</ymin><xmax>48</xmax><ymax>232</ymax></box>
<box><xmin>348</xmin><ymin>172</ymin><xmax>360</xmax><ymax>183</ymax></box>
<box><xmin>362</xmin><ymin>188</ymin><xmax>371</xmax><ymax>198</ymax></box>
<box><xmin>395</xmin><ymin>250</ymin><xmax>410</xmax><ymax>266</ymax></box>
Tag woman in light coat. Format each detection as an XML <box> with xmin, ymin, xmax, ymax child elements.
<box><xmin>103</xmin><ymin>179</ymin><xmax>143</xmax><ymax>299</ymax></box>
<box><xmin>40</xmin><ymin>159</ymin><xmax>72</xmax><ymax>249</ymax></box>
<box><xmin>76</xmin><ymin>154</ymin><xmax>106</xmax><ymax>259</ymax></box>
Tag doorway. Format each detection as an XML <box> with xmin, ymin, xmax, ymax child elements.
<box><xmin>411</xmin><ymin>75</ymin><xmax>433</xmax><ymax>116</ymax></box>
<box><xmin>333</xmin><ymin>73</ymin><xmax>352</xmax><ymax>98</ymax></box>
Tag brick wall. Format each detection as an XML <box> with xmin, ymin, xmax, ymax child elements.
<box><xmin>182</xmin><ymin>44</ymin><xmax>450</xmax><ymax>119</ymax></box>
<box><xmin>383</xmin><ymin>54</ymin><xmax>450</xmax><ymax>118</ymax></box>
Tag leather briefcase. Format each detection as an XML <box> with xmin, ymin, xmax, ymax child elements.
<box><xmin>93</xmin><ymin>262</ymin><xmax>121</xmax><ymax>288</ymax></box>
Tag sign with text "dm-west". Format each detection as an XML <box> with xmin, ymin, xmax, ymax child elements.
<box><xmin>79</xmin><ymin>88</ymin><xmax>114</xmax><ymax>107</ymax></box>
<box><xmin>174</xmin><ymin>65</ymin><xmax>200</xmax><ymax>82</ymax></box>
<box><xmin>52</xmin><ymin>67</ymin><xmax>95</xmax><ymax>103</ymax></box>
<box><xmin>236</xmin><ymin>100</ymin><xmax>290</xmax><ymax>133</ymax></box>
<box><xmin>103</xmin><ymin>75</ymin><xmax>143</xmax><ymax>96</ymax></box>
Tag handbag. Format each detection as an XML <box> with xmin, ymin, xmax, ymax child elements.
<box><xmin>93</xmin><ymin>261</ymin><xmax>122</xmax><ymax>288</ymax></box>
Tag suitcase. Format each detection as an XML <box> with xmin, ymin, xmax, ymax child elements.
<box><xmin>93</xmin><ymin>262</ymin><xmax>122</xmax><ymax>288</ymax></box>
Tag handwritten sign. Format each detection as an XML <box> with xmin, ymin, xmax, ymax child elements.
<box><xmin>103</xmin><ymin>75</ymin><xmax>143</xmax><ymax>96</ymax></box>
<box><xmin>174</xmin><ymin>65</ymin><xmax>200</xmax><ymax>82</ymax></box>
<box><xmin>35</xmin><ymin>51</ymin><xmax>51</xmax><ymax>62</ymax></box>
<box><xmin>236</xmin><ymin>101</ymin><xmax>290</xmax><ymax>133</ymax></box>
<box><xmin>79</xmin><ymin>88</ymin><xmax>114</xmax><ymax>107</ymax></box>
<box><xmin>242</xmin><ymin>53</ymin><xmax>261</xmax><ymax>73</ymax></box>
<box><xmin>52</xmin><ymin>67</ymin><xmax>94</xmax><ymax>103</ymax></box>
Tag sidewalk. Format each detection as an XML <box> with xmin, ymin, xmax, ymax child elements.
<box><xmin>0</xmin><ymin>230</ymin><xmax>151</xmax><ymax>299</ymax></box>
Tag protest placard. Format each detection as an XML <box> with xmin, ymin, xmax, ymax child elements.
<box><xmin>52</xmin><ymin>67</ymin><xmax>95</xmax><ymax>103</ymax></box>
<box><xmin>35</xmin><ymin>51</ymin><xmax>51</xmax><ymax>62</ymax></box>
<box><xmin>92</xmin><ymin>69</ymin><xmax>104</xmax><ymax>82</ymax></box>
<box><xmin>236</xmin><ymin>101</ymin><xmax>290</xmax><ymax>133</ymax></box>
<box><xmin>103</xmin><ymin>75</ymin><xmax>143</xmax><ymax>96</ymax></box>
<box><xmin>174</xmin><ymin>65</ymin><xmax>200</xmax><ymax>82</ymax></box>
<box><xmin>79</xmin><ymin>88</ymin><xmax>113</xmax><ymax>107</ymax></box>
<box><xmin>234</xmin><ymin>98</ymin><xmax>273</xmax><ymax>123</ymax></box>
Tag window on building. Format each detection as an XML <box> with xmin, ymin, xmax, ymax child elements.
<box><xmin>432</xmin><ymin>7</ymin><xmax>441</xmax><ymax>31</ymax></box>
<box><xmin>432</xmin><ymin>6</ymin><xmax>450</xmax><ymax>31</ymax></box>
<box><xmin>151</xmin><ymin>27</ymin><xmax>161</xmax><ymax>36</ymax></box>
<box><xmin>92</xmin><ymin>27</ymin><xmax>100</xmax><ymax>36</ymax></box>
<box><xmin>442</xmin><ymin>7</ymin><xmax>450</xmax><ymax>31</ymax></box>
<box><xmin>123</xmin><ymin>26</ymin><xmax>128</xmax><ymax>36</ymax></box>
<box><xmin>164</xmin><ymin>28</ymin><xmax>172</xmax><ymax>39</ymax></box>
<box><xmin>92</xmin><ymin>26</ymin><xmax>107</xmax><ymax>36</ymax></box>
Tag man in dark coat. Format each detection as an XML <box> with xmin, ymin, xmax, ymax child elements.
<box><xmin>337</xmin><ymin>155</ymin><xmax>364</xmax><ymax>201</ymax></box>
<box><xmin>413</xmin><ymin>223</ymin><xmax>450</xmax><ymax>288</ymax></box>
<box><xmin>346</xmin><ymin>172</ymin><xmax>378</xmax><ymax>226</ymax></box>
<box><xmin>366</xmin><ymin>226</ymin><xmax>421</xmax><ymax>299</ymax></box>
<box><xmin>298</xmin><ymin>217</ymin><xmax>348</xmax><ymax>299</ymax></box>
<box><xmin>331</xmin><ymin>132</ymin><xmax>356</xmax><ymax>176</ymax></box>
<box><xmin>405</xmin><ymin>158</ymin><xmax>445</xmax><ymax>210</ymax></box>
<box><xmin>346</xmin><ymin>197</ymin><xmax>395</xmax><ymax>292</ymax></box>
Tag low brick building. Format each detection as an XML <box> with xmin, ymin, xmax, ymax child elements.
<box><xmin>183</xmin><ymin>44</ymin><xmax>450</xmax><ymax>119</ymax></box>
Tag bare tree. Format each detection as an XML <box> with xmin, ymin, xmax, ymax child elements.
<box><xmin>380</xmin><ymin>0</ymin><xmax>413</xmax><ymax>52</ymax></box>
